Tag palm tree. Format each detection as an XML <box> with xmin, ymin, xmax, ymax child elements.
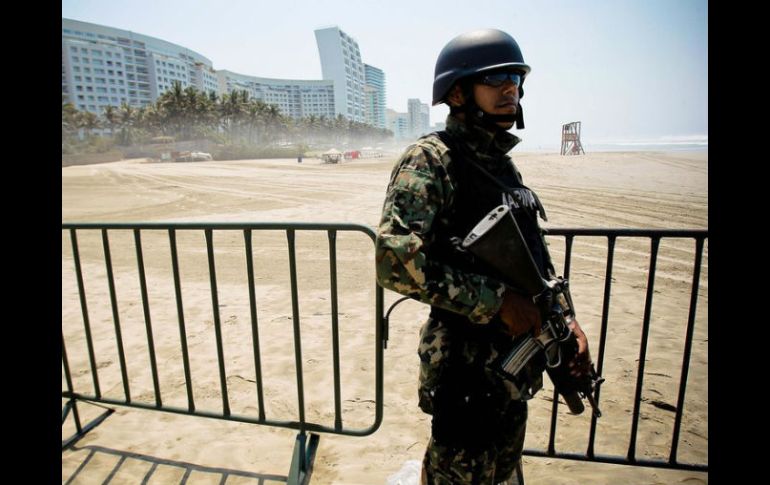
<box><xmin>76</xmin><ymin>111</ymin><xmax>101</xmax><ymax>141</ymax></box>
<box><xmin>62</xmin><ymin>102</ymin><xmax>79</xmax><ymax>141</ymax></box>
<box><xmin>102</xmin><ymin>105</ymin><xmax>119</xmax><ymax>138</ymax></box>
<box><xmin>117</xmin><ymin>102</ymin><xmax>136</xmax><ymax>146</ymax></box>
<box><xmin>158</xmin><ymin>81</ymin><xmax>188</xmax><ymax>139</ymax></box>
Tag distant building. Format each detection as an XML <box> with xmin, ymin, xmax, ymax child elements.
<box><xmin>408</xmin><ymin>98</ymin><xmax>430</xmax><ymax>138</ymax></box>
<box><xmin>364</xmin><ymin>64</ymin><xmax>386</xmax><ymax>129</ymax></box>
<box><xmin>216</xmin><ymin>70</ymin><xmax>335</xmax><ymax>119</ymax></box>
<box><xmin>62</xmin><ymin>18</ymin><xmax>217</xmax><ymax>114</ymax></box>
<box><xmin>431</xmin><ymin>121</ymin><xmax>446</xmax><ymax>132</ymax></box>
<box><xmin>386</xmin><ymin>109</ymin><xmax>410</xmax><ymax>140</ymax></box>
<box><xmin>315</xmin><ymin>26</ymin><xmax>367</xmax><ymax>123</ymax></box>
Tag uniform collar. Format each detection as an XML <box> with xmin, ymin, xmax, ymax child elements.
<box><xmin>445</xmin><ymin>115</ymin><xmax>520</xmax><ymax>160</ymax></box>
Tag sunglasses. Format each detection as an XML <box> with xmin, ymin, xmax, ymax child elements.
<box><xmin>477</xmin><ymin>71</ymin><xmax>522</xmax><ymax>88</ymax></box>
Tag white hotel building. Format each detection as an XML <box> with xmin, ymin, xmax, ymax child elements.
<box><xmin>62</xmin><ymin>19</ymin><xmax>382</xmax><ymax>127</ymax></box>
<box><xmin>62</xmin><ymin>18</ymin><xmax>218</xmax><ymax>114</ymax></box>
<box><xmin>216</xmin><ymin>71</ymin><xmax>335</xmax><ymax>119</ymax></box>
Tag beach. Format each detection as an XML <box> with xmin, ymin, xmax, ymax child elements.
<box><xmin>62</xmin><ymin>150</ymin><xmax>708</xmax><ymax>484</ymax></box>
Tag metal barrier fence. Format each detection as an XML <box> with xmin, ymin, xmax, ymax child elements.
<box><xmin>529</xmin><ymin>228</ymin><xmax>708</xmax><ymax>473</ymax></box>
<box><xmin>61</xmin><ymin>222</ymin><xmax>385</xmax><ymax>485</ymax></box>
<box><xmin>63</xmin><ymin>223</ymin><xmax>707</xmax><ymax>482</ymax></box>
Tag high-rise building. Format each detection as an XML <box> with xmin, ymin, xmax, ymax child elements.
<box><xmin>408</xmin><ymin>98</ymin><xmax>430</xmax><ymax>138</ymax></box>
<box><xmin>314</xmin><ymin>26</ymin><xmax>367</xmax><ymax>123</ymax></box>
<box><xmin>386</xmin><ymin>109</ymin><xmax>410</xmax><ymax>140</ymax></box>
<box><xmin>62</xmin><ymin>18</ymin><xmax>217</xmax><ymax>114</ymax></box>
<box><xmin>364</xmin><ymin>64</ymin><xmax>386</xmax><ymax>129</ymax></box>
<box><xmin>217</xmin><ymin>70</ymin><xmax>335</xmax><ymax>119</ymax></box>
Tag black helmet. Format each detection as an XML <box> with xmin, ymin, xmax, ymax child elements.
<box><xmin>432</xmin><ymin>29</ymin><xmax>531</xmax><ymax>106</ymax></box>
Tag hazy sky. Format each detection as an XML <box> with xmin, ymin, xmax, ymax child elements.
<box><xmin>62</xmin><ymin>0</ymin><xmax>707</xmax><ymax>149</ymax></box>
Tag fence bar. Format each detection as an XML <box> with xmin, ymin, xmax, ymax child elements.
<box><xmin>546</xmin><ymin>233</ymin><xmax>575</xmax><ymax>454</ymax></box>
<box><xmin>243</xmin><ymin>229</ymin><xmax>266</xmax><ymax>421</ymax></box>
<box><xmin>328</xmin><ymin>230</ymin><xmax>344</xmax><ymax>431</ymax></box>
<box><xmin>168</xmin><ymin>229</ymin><xmax>195</xmax><ymax>412</ymax></box>
<box><xmin>628</xmin><ymin>236</ymin><xmax>661</xmax><ymax>462</ymax></box>
<box><xmin>374</xmin><ymin>277</ymin><xmax>385</xmax><ymax>429</ymax></box>
<box><xmin>102</xmin><ymin>229</ymin><xmax>131</xmax><ymax>402</ymax></box>
<box><xmin>61</xmin><ymin>332</ymin><xmax>82</xmax><ymax>432</ymax></box>
<box><xmin>588</xmin><ymin>235</ymin><xmax>616</xmax><ymax>457</ymax></box>
<box><xmin>62</xmin><ymin>391</ymin><xmax>375</xmax><ymax>436</ymax></box>
<box><xmin>669</xmin><ymin>236</ymin><xmax>705</xmax><ymax>464</ymax></box>
<box><xmin>134</xmin><ymin>229</ymin><xmax>162</xmax><ymax>407</ymax></box>
<box><xmin>205</xmin><ymin>229</ymin><xmax>230</xmax><ymax>416</ymax></box>
<box><xmin>524</xmin><ymin>449</ymin><xmax>707</xmax><ymax>472</ymax></box>
<box><xmin>70</xmin><ymin>228</ymin><xmax>101</xmax><ymax>398</ymax></box>
<box><xmin>287</xmin><ymin>229</ymin><xmax>307</xmax><ymax>429</ymax></box>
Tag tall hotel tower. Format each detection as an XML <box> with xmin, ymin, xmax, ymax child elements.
<box><xmin>364</xmin><ymin>64</ymin><xmax>386</xmax><ymax>129</ymax></box>
<box><xmin>314</xmin><ymin>26</ymin><xmax>367</xmax><ymax>123</ymax></box>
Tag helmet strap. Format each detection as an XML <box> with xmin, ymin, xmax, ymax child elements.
<box><xmin>453</xmin><ymin>79</ymin><xmax>525</xmax><ymax>131</ymax></box>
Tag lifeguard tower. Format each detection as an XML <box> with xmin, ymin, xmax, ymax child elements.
<box><xmin>561</xmin><ymin>122</ymin><xmax>585</xmax><ymax>155</ymax></box>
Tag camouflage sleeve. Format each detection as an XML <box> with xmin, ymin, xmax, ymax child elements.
<box><xmin>375</xmin><ymin>143</ymin><xmax>505</xmax><ymax>324</ymax></box>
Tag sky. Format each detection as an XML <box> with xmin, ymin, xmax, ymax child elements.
<box><xmin>61</xmin><ymin>0</ymin><xmax>708</xmax><ymax>150</ymax></box>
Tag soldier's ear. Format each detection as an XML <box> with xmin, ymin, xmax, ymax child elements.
<box><xmin>446</xmin><ymin>85</ymin><xmax>465</xmax><ymax>107</ymax></box>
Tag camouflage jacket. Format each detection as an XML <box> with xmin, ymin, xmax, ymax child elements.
<box><xmin>375</xmin><ymin>116</ymin><xmax>547</xmax><ymax>324</ymax></box>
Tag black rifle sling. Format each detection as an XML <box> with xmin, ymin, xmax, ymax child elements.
<box><xmin>436</xmin><ymin>130</ymin><xmax>548</xmax><ymax>222</ymax></box>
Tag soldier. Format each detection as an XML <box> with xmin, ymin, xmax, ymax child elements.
<box><xmin>375</xmin><ymin>29</ymin><xmax>593</xmax><ymax>484</ymax></box>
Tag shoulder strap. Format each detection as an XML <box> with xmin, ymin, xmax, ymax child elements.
<box><xmin>436</xmin><ymin>130</ymin><xmax>548</xmax><ymax>222</ymax></box>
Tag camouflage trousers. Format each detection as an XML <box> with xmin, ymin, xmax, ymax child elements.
<box><xmin>418</xmin><ymin>314</ymin><xmax>532</xmax><ymax>484</ymax></box>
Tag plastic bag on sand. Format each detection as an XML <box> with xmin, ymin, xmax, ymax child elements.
<box><xmin>386</xmin><ymin>460</ymin><xmax>421</xmax><ymax>485</ymax></box>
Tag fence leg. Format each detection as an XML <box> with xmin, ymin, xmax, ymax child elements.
<box><xmin>62</xmin><ymin>399</ymin><xmax>114</xmax><ymax>450</ymax></box>
<box><xmin>287</xmin><ymin>431</ymin><xmax>320</xmax><ymax>485</ymax></box>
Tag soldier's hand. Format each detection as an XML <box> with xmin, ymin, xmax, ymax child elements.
<box><xmin>498</xmin><ymin>290</ymin><xmax>541</xmax><ymax>337</ymax></box>
<box><xmin>567</xmin><ymin>319</ymin><xmax>591</xmax><ymax>377</ymax></box>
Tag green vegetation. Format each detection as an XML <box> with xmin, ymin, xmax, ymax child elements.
<box><xmin>62</xmin><ymin>82</ymin><xmax>393</xmax><ymax>161</ymax></box>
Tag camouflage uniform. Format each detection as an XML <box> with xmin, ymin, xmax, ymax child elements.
<box><xmin>376</xmin><ymin>115</ymin><xmax>553</xmax><ymax>484</ymax></box>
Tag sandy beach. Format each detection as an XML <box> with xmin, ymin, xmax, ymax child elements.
<box><xmin>62</xmin><ymin>150</ymin><xmax>708</xmax><ymax>484</ymax></box>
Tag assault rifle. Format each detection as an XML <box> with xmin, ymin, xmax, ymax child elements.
<box><xmin>462</xmin><ymin>205</ymin><xmax>604</xmax><ymax>417</ymax></box>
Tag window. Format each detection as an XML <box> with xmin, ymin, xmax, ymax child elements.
<box><xmin>70</xmin><ymin>47</ymin><xmax>77</xmax><ymax>52</ymax></box>
<box><xmin>74</xmin><ymin>76</ymin><xmax>82</xmax><ymax>82</ymax></box>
